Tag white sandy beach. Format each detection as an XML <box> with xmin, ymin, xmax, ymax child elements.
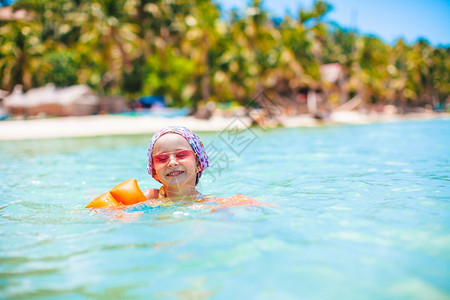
<box><xmin>0</xmin><ymin>114</ymin><xmax>253</xmax><ymax>140</ymax></box>
<box><xmin>0</xmin><ymin>111</ymin><xmax>446</xmax><ymax>141</ymax></box>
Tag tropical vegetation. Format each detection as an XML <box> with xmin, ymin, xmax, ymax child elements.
<box><xmin>0</xmin><ymin>0</ymin><xmax>448</xmax><ymax>112</ymax></box>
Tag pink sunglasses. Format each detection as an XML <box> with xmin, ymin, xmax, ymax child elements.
<box><xmin>153</xmin><ymin>150</ymin><xmax>196</xmax><ymax>167</ymax></box>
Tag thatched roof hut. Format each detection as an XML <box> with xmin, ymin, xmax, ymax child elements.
<box><xmin>4</xmin><ymin>84</ymin><xmax>99</xmax><ymax>117</ymax></box>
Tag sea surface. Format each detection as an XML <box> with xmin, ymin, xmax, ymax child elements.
<box><xmin>1</xmin><ymin>118</ymin><xmax>449</xmax><ymax>299</ymax></box>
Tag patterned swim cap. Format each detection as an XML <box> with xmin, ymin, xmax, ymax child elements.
<box><xmin>147</xmin><ymin>126</ymin><xmax>209</xmax><ymax>181</ymax></box>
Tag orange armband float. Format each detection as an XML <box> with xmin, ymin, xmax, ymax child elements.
<box><xmin>86</xmin><ymin>179</ymin><xmax>147</xmax><ymax>208</ymax></box>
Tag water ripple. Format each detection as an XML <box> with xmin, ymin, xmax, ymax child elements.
<box><xmin>1</xmin><ymin>119</ymin><xmax>449</xmax><ymax>299</ymax></box>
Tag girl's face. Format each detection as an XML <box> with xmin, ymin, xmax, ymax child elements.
<box><xmin>152</xmin><ymin>133</ymin><xmax>200</xmax><ymax>190</ymax></box>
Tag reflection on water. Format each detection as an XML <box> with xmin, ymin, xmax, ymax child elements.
<box><xmin>0</xmin><ymin>119</ymin><xmax>449</xmax><ymax>299</ymax></box>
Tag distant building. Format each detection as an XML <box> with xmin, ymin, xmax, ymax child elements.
<box><xmin>271</xmin><ymin>63</ymin><xmax>348</xmax><ymax>117</ymax></box>
<box><xmin>320</xmin><ymin>63</ymin><xmax>345</xmax><ymax>84</ymax></box>
<box><xmin>3</xmin><ymin>84</ymin><xmax>100</xmax><ymax>117</ymax></box>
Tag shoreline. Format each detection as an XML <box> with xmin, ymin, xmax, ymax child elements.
<box><xmin>0</xmin><ymin>111</ymin><xmax>447</xmax><ymax>141</ymax></box>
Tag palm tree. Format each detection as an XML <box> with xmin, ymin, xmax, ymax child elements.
<box><xmin>321</xmin><ymin>27</ymin><xmax>359</xmax><ymax>105</ymax></box>
<box><xmin>221</xmin><ymin>0</ymin><xmax>281</xmax><ymax>107</ymax></box>
<box><xmin>1</xmin><ymin>0</ymin><xmax>448</xmax><ymax>112</ymax></box>
<box><xmin>0</xmin><ymin>20</ymin><xmax>44</xmax><ymax>91</ymax></box>
<box><xmin>429</xmin><ymin>47</ymin><xmax>450</xmax><ymax>109</ymax></box>
<box><xmin>384</xmin><ymin>39</ymin><xmax>409</xmax><ymax>109</ymax></box>
<box><xmin>179</xmin><ymin>0</ymin><xmax>221</xmax><ymax>112</ymax></box>
<box><xmin>408</xmin><ymin>39</ymin><xmax>440</xmax><ymax>109</ymax></box>
<box><xmin>72</xmin><ymin>0</ymin><xmax>140</xmax><ymax>94</ymax></box>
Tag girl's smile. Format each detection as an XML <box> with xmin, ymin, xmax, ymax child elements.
<box><xmin>166</xmin><ymin>170</ymin><xmax>184</xmax><ymax>177</ymax></box>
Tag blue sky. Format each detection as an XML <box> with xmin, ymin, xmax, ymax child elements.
<box><xmin>214</xmin><ymin>0</ymin><xmax>450</xmax><ymax>47</ymax></box>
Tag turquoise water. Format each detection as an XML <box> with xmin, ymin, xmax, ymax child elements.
<box><xmin>1</xmin><ymin>119</ymin><xmax>449</xmax><ymax>299</ymax></box>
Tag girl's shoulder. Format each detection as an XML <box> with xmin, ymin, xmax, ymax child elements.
<box><xmin>143</xmin><ymin>188</ymin><xmax>159</xmax><ymax>200</ymax></box>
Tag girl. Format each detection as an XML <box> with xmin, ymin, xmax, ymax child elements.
<box><xmin>86</xmin><ymin>125</ymin><xmax>263</xmax><ymax>209</ymax></box>
<box><xmin>143</xmin><ymin>125</ymin><xmax>209</xmax><ymax>201</ymax></box>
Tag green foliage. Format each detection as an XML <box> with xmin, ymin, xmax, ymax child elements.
<box><xmin>0</xmin><ymin>0</ymin><xmax>448</xmax><ymax>109</ymax></box>
<box><xmin>144</xmin><ymin>50</ymin><xmax>196</xmax><ymax>106</ymax></box>
<box><xmin>42</xmin><ymin>51</ymin><xmax>78</xmax><ymax>87</ymax></box>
